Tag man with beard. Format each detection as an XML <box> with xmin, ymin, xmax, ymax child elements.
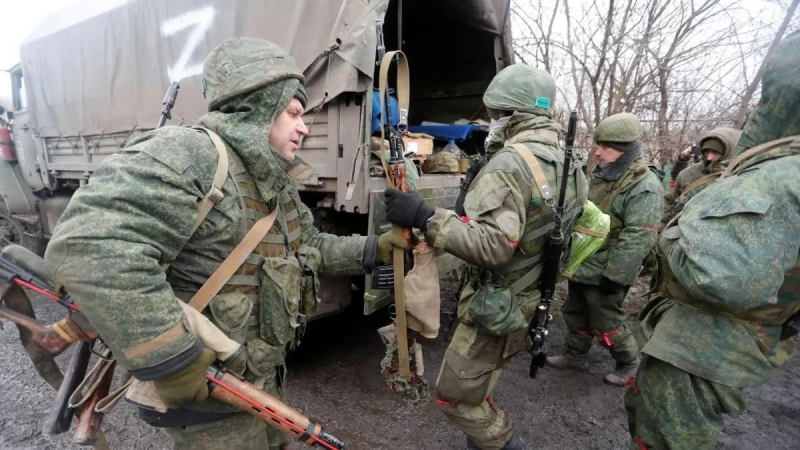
<box><xmin>547</xmin><ymin>113</ymin><xmax>663</xmax><ymax>386</ymax></box>
<box><xmin>45</xmin><ymin>38</ymin><xmax>404</xmax><ymax>449</ymax></box>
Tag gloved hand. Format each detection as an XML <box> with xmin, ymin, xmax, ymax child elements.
<box><xmin>598</xmin><ymin>277</ymin><xmax>627</xmax><ymax>296</ymax></box>
<box><xmin>377</xmin><ymin>229</ymin><xmax>410</xmax><ymax>264</ymax></box>
<box><xmin>385</xmin><ymin>189</ymin><xmax>435</xmax><ymax>230</ymax></box>
<box><xmin>153</xmin><ymin>347</ymin><xmax>216</xmax><ymax>408</ymax></box>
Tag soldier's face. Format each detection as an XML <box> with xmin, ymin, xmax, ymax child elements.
<box><xmin>704</xmin><ymin>150</ymin><xmax>722</xmax><ymax>162</ymax></box>
<box><xmin>269</xmin><ymin>98</ymin><xmax>309</xmax><ymax>161</ymax></box>
<box><xmin>594</xmin><ymin>144</ymin><xmax>624</xmax><ymax>163</ymax></box>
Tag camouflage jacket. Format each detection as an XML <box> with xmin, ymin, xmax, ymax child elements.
<box><xmin>571</xmin><ymin>155</ymin><xmax>663</xmax><ymax>286</ymax></box>
<box><xmin>425</xmin><ymin>113</ymin><xmax>587</xmax><ymax>320</ymax></box>
<box><xmin>45</xmin><ymin>124</ymin><xmax>369</xmax><ymax>380</ymax></box>
<box><xmin>640</xmin><ymin>143</ymin><xmax>800</xmax><ymax>388</ymax></box>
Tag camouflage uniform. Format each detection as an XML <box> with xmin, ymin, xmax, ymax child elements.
<box><xmin>662</xmin><ymin>127</ymin><xmax>741</xmax><ymax>226</ymax></box>
<box><xmin>45</xmin><ymin>38</ymin><xmax>377</xmax><ymax>449</ymax></box>
<box><xmin>625</xmin><ymin>30</ymin><xmax>800</xmax><ymax>450</ymax></box>
<box><xmin>549</xmin><ymin>113</ymin><xmax>663</xmax><ymax>385</ymax></box>
<box><xmin>419</xmin><ymin>65</ymin><xmax>587</xmax><ymax>449</ymax></box>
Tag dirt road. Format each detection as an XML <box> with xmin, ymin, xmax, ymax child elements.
<box><xmin>1</xmin><ymin>283</ymin><xmax>798</xmax><ymax>450</ymax></box>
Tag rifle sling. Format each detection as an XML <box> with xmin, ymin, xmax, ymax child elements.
<box><xmin>377</xmin><ymin>51</ymin><xmax>411</xmax><ymax>186</ymax></box>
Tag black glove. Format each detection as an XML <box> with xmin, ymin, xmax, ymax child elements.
<box><xmin>598</xmin><ymin>277</ymin><xmax>627</xmax><ymax>296</ymax></box>
<box><xmin>385</xmin><ymin>189</ymin><xmax>435</xmax><ymax>230</ymax></box>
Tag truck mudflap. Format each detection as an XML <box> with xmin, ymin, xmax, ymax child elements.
<box><xmin>364</xmin><ymin>179</ymin><xmax>463</xmax><ymax>315</ymax></box>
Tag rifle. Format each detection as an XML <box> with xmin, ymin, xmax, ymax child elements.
<box><xmin>157</xmin><ymin>81</ymin><xmax>180</xmax><ymax>128</ymax></box>
<box><xmin>375</xmin><ymin>20</ymin><xmax>414</xmax><ymax>382</ymax></box>
<box><xmin>528</xmin><ymin>110</ymin><xmax>578</xmax><ymax>379</ymax></box>
<box><xmin>0</xmin><ymin>255</ymin><xmax>346</xmax><ymax>449</ymax></box>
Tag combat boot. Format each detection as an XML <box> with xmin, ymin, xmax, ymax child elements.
<box><xmin>604</xmin><ymin>352</ymin><xmax>639</xmax><ymax>386</ymax></box>
<box><xmin>545</xmin><ymin>351</ymin><xmax>589</xmax><ymax>372</ymax></box>
<box><xmin>501</xmin><ymin>435</ymin><xmax>527</xmax><ymax>449</ymax></box>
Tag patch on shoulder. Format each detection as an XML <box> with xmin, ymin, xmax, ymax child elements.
<box><xmin>496</xmin><ymin>210</ymin><xmax>521</xmax><ymax>241</ymax></box>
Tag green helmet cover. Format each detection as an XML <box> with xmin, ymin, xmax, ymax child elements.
<box><xmin>483</xmin><ymin>64</ymin><xmax>556</xmax><ymax>118</ymax></box>
<box><xmin>594</xmin><ymin>112</ymin><xmax>643</xmax><ymax>145</ymax></box>
<box><xmin>201</xmin><ymin>37</ymin><xmax>307</xmax><ymax>111</ymax></box>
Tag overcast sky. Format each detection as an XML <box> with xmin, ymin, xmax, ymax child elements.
<box><xmin>0</xmin><ymin>0</ymin><xmax>79</xmax><ymax>101</ymax></box>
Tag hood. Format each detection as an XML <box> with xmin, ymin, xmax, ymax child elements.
<box><xmin>699</xmin><ymin>127</ymin><xmax>741</xmax><ymax>161</ymax></box>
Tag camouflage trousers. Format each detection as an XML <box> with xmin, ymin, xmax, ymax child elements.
<box><xmin>562</xmin><ymin>281</ymin><xmax>638</xmax><ymax>361</ymax></box>
<box><xmin>165</xmin><ymin>371</ymin><xmax>290</xmax><ymax>450</ymax></box>
<box><xmin>624</xmin><ymin>355</ymin><xmax>746</xmax><ymax>449</ymax></box>
<box><xmin>435</xmin><ymin>322</ymin><xmax>526</xmax><ymax>450</ymax></box>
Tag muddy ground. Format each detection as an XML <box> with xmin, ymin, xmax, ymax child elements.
<box><xmin>1</xmin><ymin>279</ymin><xmax>798</xmax><ymax>450</ymax></box>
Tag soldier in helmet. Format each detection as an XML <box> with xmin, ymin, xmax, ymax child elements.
<box><xmin>384</xmin><ymin>64</ymin><xmax>587</xmax><ymax>450</ymax></box>
<box><xmin>547</xmin><ymin>113</ymin><xmax>663</xmax><ymax>386</ymax></box>
<box><xmin>625</xmin><ymin>29</ymin><xmax>800</xmax><ymax>450</ymax></box>
<box><xmin>45</xmin><ymin>37</ymin><xmax>404</xmax><ymax>449</ymax></box>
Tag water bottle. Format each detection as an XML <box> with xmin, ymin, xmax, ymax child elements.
<box><xmin>443</xmin><ymin>139</ymin><xmax>462</xmax><ymax>158</ymax></box>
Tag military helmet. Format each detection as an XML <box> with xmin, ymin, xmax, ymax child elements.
<box><xmin>594</xmin><ymin>113</ymin><xmax>643</xmax><ymax>152</ymax></box>
<box><xmin>483</xmin><ymin>64</ymin><xmax>556</xmax><ymax>118</ymax></box>
<box><xmin>201</xmin><ymin>37</ymin><xmax>306</xmax><ymax>111</ymax></box>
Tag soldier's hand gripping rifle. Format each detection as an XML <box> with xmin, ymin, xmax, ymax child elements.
<box><xmin>157</xmin><ymin>81</ymin><xmax>180</xmax><ymax>128</ymax></box>
<box><xmin>528</xmin><ymin>110</ymin><xmax>578</xmax><ymax>379</ymax></box>
<box><xmin>0</xmin><ymin>254</ymin><xmax>346</xmax><ymax>449</ymax></box>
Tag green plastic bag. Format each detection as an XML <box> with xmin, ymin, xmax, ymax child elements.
<box><xmin>563</xmin><ymin>201</ymin><xmax>609</xmax><ymax>278</ymax></box>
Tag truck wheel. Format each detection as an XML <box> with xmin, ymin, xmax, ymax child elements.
<box><xmin>0</xmin><ymin>207</ymin><xmax>46</xmax><ymax>255</ymax></box>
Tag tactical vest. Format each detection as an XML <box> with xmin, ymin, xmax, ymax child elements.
<box><xmin>656</xmin><ymin>137</ymin><xmax>800</xmax><ymax>353</ymax></box>
<box><xmin>485</xmin><ymin>142</ymin><xmax>587</xmax><ymax>296</ymax></box>
<box><xmin>591</xmin><ymin>158</ymin><xmax>653</xmax><ymax>243</ymax></box>
<box><xmin>179</xmin><ymin>129</ymin><xmax>320</xmax><ymax>386</ymax></box>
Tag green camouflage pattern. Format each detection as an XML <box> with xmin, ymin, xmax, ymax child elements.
<box><xmin>594</xmin><ymin>113</ymin><xmax>643</xmax><ymax>145</ymax></box>
<box><xmin>734</xmin><ymin>30</ymin><xmax>800</xmax><ymax>155</ymax></box>
<box><xmin>45</xmin><ymin>40</ymin><xmax>367</xmax><ymax>382</ymax></box>
<box><xmin>201</xmin><ymin>37</ymin><xmax>307</xmax><ymax>111</ymax></box>
<box><xmin>562</xmin><ymin>282</ymin><xmax>638</xmax><ymax>360</ymax></box>
<box><xmin>624</xmin><ymin>355</ymin><xmax>745</xmax><ymax>450</ymax></box>
<box><xmin>482</xmin><ymin>64</ymin><xmax>556</xmax><ymax>118</ymax></box>
<box><xmin>572</xmin><ymin>159</ymin><xmax>663</xmax><ymax>286</ymax></box>
<box><xmin>641</xmin><ymin>151</ymin><xmax>800</xmax><ymax>388</ymax></box>
<box><xmin>426</xmin><ymin>151</ymin><xmax>460</xmax><ymax>173</ymax></box>
<box><xmin>427</xmin><ymin>109</ymin><xmax>587</xmax><ymax>448</ymax></box>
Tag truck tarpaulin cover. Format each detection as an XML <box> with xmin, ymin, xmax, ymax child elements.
<box><xmin>20</xmin><ymin>0</ymin><xmax>509</xmax><ymax>138</ymax></box>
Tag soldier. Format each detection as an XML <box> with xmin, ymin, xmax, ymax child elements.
<box><xmin>384</xmin><ymin>64</ymin><xmax>587</xmax><ymax>450</ymax></box>
<box><xmin>662</xmin><ymin>127</ymin><xmax>741</xmax><ymax>225</ymax></box>
<box><xmin>44</xmin><ymin>38</ymin><xmax>404</xmax><ymax>449</ymax></box>
<box><xmin>547</xmin><ymin>113</ymin><xmax>663</xmax><ymax>386</ymax></box>
<box><xmin>624</xmin><ymin>30</ymin><xmax>800</xmax><ymax>450</ymax></box>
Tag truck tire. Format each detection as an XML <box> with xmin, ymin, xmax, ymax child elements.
<box><xmin>0</xmin><ymin>202</ymin><xmax>46</xmax><ymax>255</ymax></box>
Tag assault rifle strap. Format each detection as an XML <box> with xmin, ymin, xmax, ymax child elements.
<box><xmin>377</xmin><ymin>51</ymin><xmax>410</xmax><ymax>184</ymax></box>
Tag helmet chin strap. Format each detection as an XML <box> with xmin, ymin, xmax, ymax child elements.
<box><xmin>485</xmin><ymin>116</ymin><xmax>511</xmax><ymax>149</ymax></box>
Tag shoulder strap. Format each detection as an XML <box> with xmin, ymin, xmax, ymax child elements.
<box><xmin>188</xmin><ymin>208</ymin><xmax>278</xmax><ymax>311</ymax></box>
<box><xmin>680</xmin><ymin>172</ymin><xmax>720</xmax><ymax>198</ymax></box>
<box><xmin>511</xmin><ymin>143</ymin><xmax>555</xmax><ymax>204</ymax></box>
<box><xmin>722</xmin><ymin>135</ymin><xmax>800</xmax><ymax>178</ymax></box>
<box><xmin>377</xmin><ymin>51</ymin><xmax>411</xmax><ymax>187</ymax></box>
<box><xmin>190</xmin><ymin>127</ymin><xmax>230</xmax><ymax>236</ymax></box>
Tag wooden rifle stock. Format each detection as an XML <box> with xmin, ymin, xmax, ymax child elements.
<box><xmin>73</xmin><ymin>360</ymin><xmax>115</xmax><ymax>447</ymax></box>
<box><xmin>206</xmin><ymin>368</ymin><xmax>346</xmax><ymax>449</ymax></box>
<box><xmin>0</xmin><ymin>305</ymin><xmax>72</xmax><ymax>356</ymax></box>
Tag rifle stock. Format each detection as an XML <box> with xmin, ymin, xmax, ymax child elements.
<box><xmin>206</xmin><ymin>368</ymin><xmax>345</xmax><ymax>450</ymax></box>
<box><xmin>0</xmin><ymin>305</ymin><xmax>72</xmax><ymax>356</ymax></box>
<box><xmin>73</xmin><ymin>360</ymin><xmax>115</xmax><ymax>446</ymax></box>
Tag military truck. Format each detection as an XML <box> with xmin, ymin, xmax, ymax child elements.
<box><xmin>0</xmin><ymin>0</ymin><xmax>513</xmax><ymax>315</ymax></box>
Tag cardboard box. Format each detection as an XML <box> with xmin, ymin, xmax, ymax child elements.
<box><xmin>402</xmin><ymin>134</ymin><xmax>434</xmax><ymax>156</ymax></box>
